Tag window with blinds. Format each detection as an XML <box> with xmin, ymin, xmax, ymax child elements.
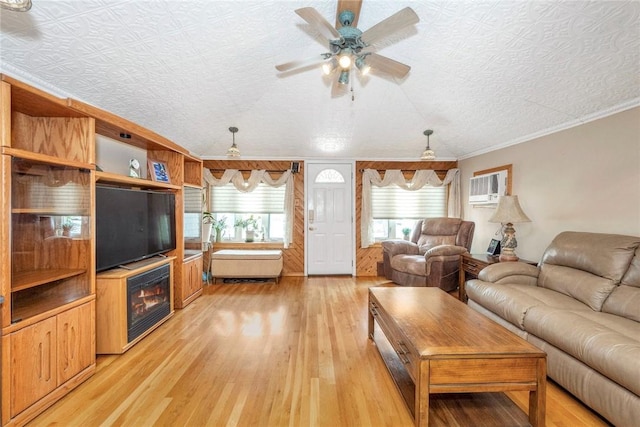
<box><xmin>184</xmin><ymin>186</ymin><xmax>202</xmax><ymax>239</ymax></box>
<box><xmin>209</xmin><ymin>183</ymin><xmax>286</xmax><ymax>241</ymax></box>
<box><xmin>371</xmin><ymin>185</ymin><xmax>446</xmax><ymax>219</ymax></box>
<box><xmin>210</xmin><ymin>183</ymin><xmax>285</xmax><ymax>214</ymax></box>
<box><xmin>372</xmin><ymin>185</ymin><xmax>447</xmax><ymax>240</ymax></box>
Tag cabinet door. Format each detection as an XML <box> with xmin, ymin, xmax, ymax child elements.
<box><xmin>191</xmin><ymin>257</ymin><xmax>203</xmax><ymax>295</ymax></box>
<box><xmin>180</xmin><ymin>261</ymin><xmax>190</xmax><ymax>301</ymax></box>
<box><xmin>57</xmin><ymin>302</ymin><xmax>95</xmax><ymax>384</ymax></box>
<box><xmin>10</xmin><ymin>317</ymin><xmax>57</xmax><ymax>417</ymax></box>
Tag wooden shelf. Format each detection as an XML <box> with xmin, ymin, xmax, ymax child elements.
<box><xmin>2</xmin><ymin>147</ymin><xmax>93</xmax><ymax>170</ymax></box>
<box><xmin>68</xmin><ymin>98</ymin><xmax>188</xmax><ymax>155</ymax></box>
<box><xmin>10</xmin><ymin>292</ymin><xmax>92</xmax><ymax>325</ymax></box>
<box><xmin>12</xmin><ymin>208</ymin><xmax>90</xmax><ymax>215</ymax></box>
<box><xmin>184</xmin><ymin>250</ymin><xmax>203</xmax><ymax>261</ymax></box>
<box><xmin>2</xmin><ymin>74</ymin><xmax>88</xmax><ymax>118</ymax></box>
<box><xmin>96</xmin><ymin>170</ymin><xmax>181</xmax><ymax>190</ymax></box>
<box><xmin>12</xmin><ymin>268</ymin><xmax>86</xmax><ymax>292</ymax></box>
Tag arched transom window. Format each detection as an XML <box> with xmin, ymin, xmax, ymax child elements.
<box><xmin>315</xmin><ymin>168</ymin><xmax>345</xmax><ymax>183</ymax></box>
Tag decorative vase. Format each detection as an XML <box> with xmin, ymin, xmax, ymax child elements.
<box><xmin>215</xmin><ymin>228</ymin><xmax>223</xmax><ymax>242</ymax></box>
<box><xmin>403</xmin><ymin>234</ymin><xmax>410</xmax><ymax>241</ymax></box>
<box><xmin>245</xmin><ymin>229</ymin><xmax>255</xmax><ymax>242</ymax></box>
<box><xmin>235</xmin><ymin>226</ymin><xmax>243</xmax><ymax>240</ymax></box>
<box><xmin>202</xmin><ymin>223</ymin><xmax>213</xmax><ymax>243</ymax></box>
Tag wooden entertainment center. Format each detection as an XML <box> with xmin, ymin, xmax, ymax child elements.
<box><xmin>0</xmin><ymin>75</ymin><xmax>203</xmax><ymax>426</ymax></box>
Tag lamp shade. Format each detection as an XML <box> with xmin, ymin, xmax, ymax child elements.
<box><xmin>488</xmin><ymin>195</ymin><xmax>531</xmax><ymax>223</ymax></box>
<box><xmin>420</xmin><ymin>148</ymin><xmax>435</xmax><ymax>160</ymax></box>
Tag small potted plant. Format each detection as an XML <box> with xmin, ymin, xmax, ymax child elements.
<box><xmin>212</xmin><ymin>216</ymin><xmax>227</xmax><ymax>242</ymax></box>
<box><xmin>402</xmin><ymin>227</ymin><xmax>412</xmax><ymax>241</ymax></box>
<box><xmin>61</xmin><ymin>218</ymin><xmax>74</xmax><ymax>237</ymax></box>
<box><xmin>235</xmin><ymin>215</ymin><xmax>260</xmax><ymax>242</ymax></box>
<box><xmin>202</xmin><ymin>212</ymin><xmax>214</xmax><ymax>243</ymax></box>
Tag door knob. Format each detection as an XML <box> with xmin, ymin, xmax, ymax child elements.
<box><xmin>309</xmin><ymin>226</ymin><xmax>316</xmax><ymax>231</ymax></box>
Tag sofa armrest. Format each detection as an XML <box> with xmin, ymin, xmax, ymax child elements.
<box><xmin>381</xmin><ymin>239</ymin><xmax>419</xmax><ymax>256</ymax></box>
<box><xmin>478</xmin><ymin>262</ymin><xmax>540</xmax><ymax>286</ymax></box>
<box><xmin>424</xmin><ymin>244</ymin><xmax>468</xmax><ymax>259</ymax></box>
<box><xmin>422</xmin><ymin>245</ymin><xmax>468</xmax><ymax>277</ymax></box>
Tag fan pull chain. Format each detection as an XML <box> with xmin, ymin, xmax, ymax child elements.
<box><xmin>351</xmin><ymin>77</ymin><xmax>355</xmax><ymax>101</ymax></box>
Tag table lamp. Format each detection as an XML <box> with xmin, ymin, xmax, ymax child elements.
<box><xmin>489</xmin><ymin>195</ymin><xmax>531</xmax><ymax>261</ymax></box>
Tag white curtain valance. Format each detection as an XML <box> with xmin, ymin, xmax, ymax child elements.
<box><xmin>360</xmin><ymin>168</ymin><xmax>461</xmax><ymax>248</ymax></box>
<box><xmin>204</xmin><ymin>169</ymin><xmax>294</xmax><ymax>248</ymax></box>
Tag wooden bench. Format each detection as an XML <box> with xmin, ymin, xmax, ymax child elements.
<box><xmin>210</xmin><ymin>249</ymin><xmax>283</xmax><ymax>284</ymax></box>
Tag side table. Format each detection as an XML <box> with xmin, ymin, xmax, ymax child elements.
<box><xmin>459</xmin><ymin>253</ymin><xmax>537</xmax><ymax>302</ymax></box>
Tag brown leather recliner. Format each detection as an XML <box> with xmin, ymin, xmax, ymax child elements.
<box><xmin>381</xmin><ymin>218</ymin><xmax>475</xmax><ymax>290</ymax></box>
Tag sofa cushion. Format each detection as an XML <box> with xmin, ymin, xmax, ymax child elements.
<box><xmin>538</xmin><ymin>264</ymin><xmax>616</xmax><ymax>311</ymax></box>
<box><xmin>538</xmin><ymin>232</ymin><xmax>640</xmax><ymax>311</ymax></box>
<box><xmin>390</xmin><ymin>255</ymin><xmax>425</xmax><ymax>276</ymax></box>
<box><xmin>421</xmin><ymin>217</ymin><xmax>462</xmax><ymax>235</ymax></box>
<box><xmin>602</xmin><ymin>285</ymin><xmax>640</xmax><ymax>323</ymax></box>
<box><xmin>524</xmin><ymin>307</ymin><xmax>640</xmax><ymax>396</ymax></box>
<box><xmin>620</xmin><ymin>248</ymin><xmax>640</xmax><ymax>287</ymax></box>
<box><xmin>602</xmin><ymin>249</ymin><xmax>640</xmax><ymax>322</ymax></box>
<box><xmin>465</xmin><ymin>281</ymin><xmax>589</xmax><ymax>329</ymax></box>
<box><xmin>417</xmin><ymin>235</ymin><xmax>456</xmax><ymax>252</ymax></box>
<box><xmin>416</xmin><ymin>218</ymin><xmax>462</xmax><ymax>250</ymax></box>
<box><xmin>541</xmin><ymin>232</ymin><xmax>640</xmax><ymax>281</ymax></box>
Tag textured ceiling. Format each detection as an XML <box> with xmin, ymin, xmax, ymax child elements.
<box><xmin>1</xmin><ymin>0</ymin><xmax>639</xmax><ymax>160</ymax></box>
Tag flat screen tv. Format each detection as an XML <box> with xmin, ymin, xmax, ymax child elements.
<box><xmin>96</xmin><ymin>185</ymin><xmax>176</xmax><ymax>272</ymax></box>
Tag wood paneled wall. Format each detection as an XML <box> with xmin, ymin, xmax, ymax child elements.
<box><xmin>202</xmin><ymin>160</ymin><xmax>305</xmax><ymax>276</ymax></box>
<box><xmin>355</xmin><ymin>161</ymin><xmax>458</xmax><ymax>276</ymax></box>
<box><xmin>203</xmin><ymin>160</ymin><xmax>458</xmax><ymax>277</ymax></box>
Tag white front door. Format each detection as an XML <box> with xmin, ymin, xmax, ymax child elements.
<box><xmin>305</xmin><ymin>162</ymin><xmax>354</xmax><ymax>275</ymax></box>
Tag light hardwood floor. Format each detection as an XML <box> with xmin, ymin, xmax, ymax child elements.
<box><xmin>29</xmin><ymin>277</ymin><xmax>610</xmax><ymax>426</ymax></box>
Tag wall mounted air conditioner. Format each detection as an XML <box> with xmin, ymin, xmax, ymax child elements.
<box><xmin>469</xmin><ymin>170</ymin><xmax>507</xmax><ymax>205</ymax></box>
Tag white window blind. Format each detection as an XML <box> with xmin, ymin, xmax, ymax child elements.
<box><xmin>184</xmin><ymin>187</ymin><xmax>202</xmax><ymax>213</ymax></box>
<box><xmin>210</xmin><ymin>183</ymin><xmax>285</xmax><ymax>214</ymax></box>
<box><xmin>15</xmin><ymin>166</ymin><xmax>90</xmax><ymax>214</ymax></box>
<box><xmin>371</xmin><ymin>185</ymin><xmax>446</xmax><ymax>219</ymax></box>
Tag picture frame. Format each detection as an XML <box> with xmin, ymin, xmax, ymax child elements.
<box><xmin>148</xmin><ymin>159</ymin><xmax>170</xmax><ymax>183</ymax></box>
<box><xmin>487</xmin><ymin>238</ymin><xmax>501</xmax><ymax>256</ymax></box>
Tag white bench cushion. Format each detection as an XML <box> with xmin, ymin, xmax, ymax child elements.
<box><xmin>211</xmin><ymin>249</ymin><xmax>282</xmax><ymax>260</ymax></box>
<box><xmin>211</xmin><ymin>249</ymin><xmax>283</xmax><ymax>282</ymax></box>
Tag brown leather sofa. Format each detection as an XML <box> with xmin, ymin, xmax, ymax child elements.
<box><xmin>381</xmin><ymin>218</ymin><xmax>475</xmax><ymax>290</ymax></box>
<box><xmin>466</xmin><ymin>231</ymin><xmax>640</xmax><ymax>427</ymax></box>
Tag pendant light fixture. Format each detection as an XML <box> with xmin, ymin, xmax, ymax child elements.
<box><xmin>226</xmin><ymin>126</ymin><xmax>240</xmax><ymax>158</ymax></box>
<box><xmin>421</xmin><ymin>129</ymin><xmax>436</xmax><ymax>160</ymax></box>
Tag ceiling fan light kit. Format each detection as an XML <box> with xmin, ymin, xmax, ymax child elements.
<box><xmin>338</xmin><ymin>51</ymin><xmax>353</xmax><ymax>69</ymax></box>
<box><xmin>322</xmin><ymin>58</ymin><xmax>338</xmax><ymax>75</ymax></box>
<box><xmin>338</xmin><ymin>70</ymin><xmax>350</xmax><ymax>85</ymax></box>
<box><xmin>226</xmin><ymin>126</ymin><xmax>240</xmax><ymax>158</ymax></box>
<box><xmin>0</xmin><ymin>0</ymin><xmax>31</xmax><ymax>12</ymax></box>
<box><xmin>355</xmin><ymin>56</ymin><xmax>371</xmax><ymax>75</ymax></box>
<box><xmin>421</xmin><ymin>129</ymin><xmax>436</xmax><ymax>160</ymax></box>
<box><xmin>276</xmin><ymin>4</ymin><xmax>419</xmax><ymax>94</ymax></box>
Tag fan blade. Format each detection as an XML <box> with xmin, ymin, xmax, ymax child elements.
<box><xmin>366</xmin><ymin>53</ymin><xmax>411</xmax><ymax>78</ymax></box>
<box><xmin>295</xmin><ymin>7</ymin><xmax>340</xmax><ymax>42</ymax></box>
<box><xmin>335</xmin><ymin>0</ymin><xmax>362</xmax><ymax>28</ymax></box>
<box><xmin>360</xmin><ymin>7</ymin><xmax>419</xmax><ymax>46</ymax></box>
<box><xmin>276</xmin><ymin>54</ymin><xmax>330</xmax><ymax>72</ymax></box>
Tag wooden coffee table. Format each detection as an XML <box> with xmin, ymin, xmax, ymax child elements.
<box><xmin>369</xmin><ymin>287</ymin><xmax>546</xmax><ymax>427</ymax></box>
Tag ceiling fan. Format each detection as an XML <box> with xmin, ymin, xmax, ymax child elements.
<box><xmin>275</xmin><ymin>1</ymin><xmax>419</xmax><ymax>93</ymax></box>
